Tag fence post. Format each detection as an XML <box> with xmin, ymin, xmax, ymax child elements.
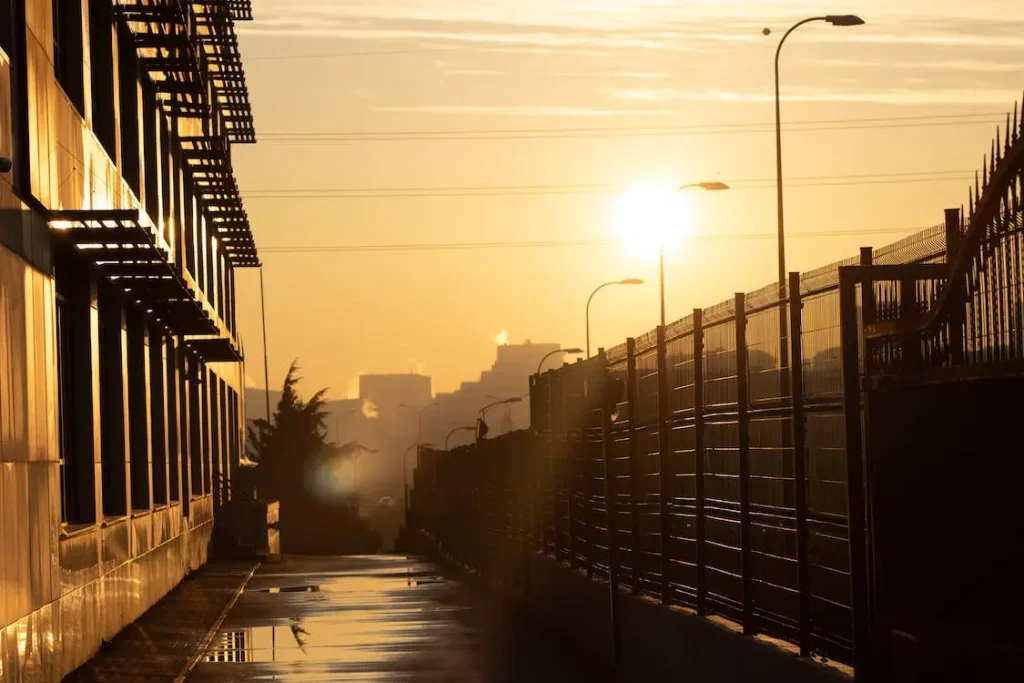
<box><xmin>584</xmin><ymin>357</ymin><xmax>599</xmax><ymax>580</ymax></box>
<box><xmin>626</xmin><ymin>338</ymin><xmax>641</xmax><ymax>593</ymax></box>
<box><xmin>693</xmin><ymin>309</ymin><xmax>707</xmax><ymax>616</ymax></box>
<box><xmin>601</xmin><ymin>358</ymin><xmax>622</xmax><ymax>666</ymax></box>
<box><xmin>543</xmin><ymin>374</ymin><xmax>555</xmax><ymax>556</ymax></box>
<box><xmin>735</xmin><ymin>292</ymin><xmax>754</xmax><ymax>635</ymax></box>
<box><xmin>789</xmin><ymin>272</ymin><xmax>811</xmax><ymax>656</ymax></box>
<box><xmin>657</xmin><ymin>325</ymin><xmax>672</xmax><ymax>605</ymax></box>
<box><xmin>564</xmin><ymin>367</ymin><xmax>575</xmax><ymax>568</ymax></box>
<box><xmin>900</xmin><ymin>276</ymin><xmax>922</xmax><ymax>370</ymax></box>
<box><xmin>839</xmin><ymin>267</ymin><xmax>874</xmax><ymax>681</ymax></box>
<box><xmin>945</xmin><ymin>208</ymin><xmax>966</xmax><ymax>365</ymax></box>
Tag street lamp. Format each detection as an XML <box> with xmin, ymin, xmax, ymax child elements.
<box><xmin>480</xmin><ymin>396</ymin><xmax>522</xmax><ymax>419</ymax></box>
<box><xmin>399</xmin><ymin>401</ymin><xmax>439</xmax><ymax>443</ymax></box>
<box><xmin>769</xmin><ymin>15</ymin><xmax>865</xmax><ymax>293</ymax></box>
<box><xmin>445</xmin><ymin>426</ymin><xmax>476</xmax><ymax>450</ymax></box>
<box><xmin>587</xmin><ymin>280</ymin><xmax>643</xmax><ymax>358</ymax></box>
<box><xmin>536</xmin><ymin>348</ymin><xmax>584</xmax><ymax>376</ymax></box>
<box><xmin>655</xmin><ymin>182</ymin><xmax>731</xmax><ymax>328</ymax></box>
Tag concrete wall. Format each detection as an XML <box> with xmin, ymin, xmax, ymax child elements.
<box><xmin>521</xmin><ymin>555</ymin><xmax>848</xmax><ymax>682</ymax></box>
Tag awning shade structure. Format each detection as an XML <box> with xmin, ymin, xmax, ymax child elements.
<box><xmin>185</xmin><ymin>336</ymin><xmax>243</xmax><ymax>363</ymax></box>
<box><xmin>50</xmin><ymin>209</ymin><xmax>221</xmax><ymax>337</ymax></box>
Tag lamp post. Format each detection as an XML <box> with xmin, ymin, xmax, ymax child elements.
<box><xmin>587</xmin><ymin>281</ymin><xmax>643</xmax><ymax>358</ymax></box>
<box><xmin>661</xmin><ymin>182</ymin><xmax>731</xmax><ymax>328</ymax></box>
<box><xmin>399</xmin><ymin>401</ymin><xmax>438</xmax><ymax>444</ymax></box>
<box><xmin>770</xmin><ymin>15</ymin><xmax>864</xmax><ymax>292</ymax></box>
<box><xmin>445</xmin><ymin>426</ymin><xmax>476</xmax><ymax>450</ymax></box>
<box><xmin>536</xmin><ymin>348</ymin><xmax>583</xmax><ymax>376</ymax></box>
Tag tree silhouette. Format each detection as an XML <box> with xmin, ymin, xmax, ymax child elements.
<box><xmin>246</xmin><ymin>360</ymin><xmax>331</xmax><ymax>501</ymax></box>
<box><xmin>245</xmin><ymin>361</ymin><xmax>381</xmax><ymax>554</ymax></box>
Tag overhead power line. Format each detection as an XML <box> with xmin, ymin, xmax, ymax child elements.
<box><xmin>258</xmin><ymin>228</ymin><xmax>928</xmax><ymax>255</ymax></box>
<box><xmin>255</xmin><ymin>112</ymin><xmax>1002</xmax><ymax>143</ymax></box>
<box><xmin>241</xmin><ymin>170</ymin><xmax>974</xmax><ymax>200</ymax></box>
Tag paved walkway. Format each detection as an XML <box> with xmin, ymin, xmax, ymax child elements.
<box><xmin>191</xmin><ymin>555</ymin><xmax>609</xmax><ymax>682</ymax></box>
<box><xmin>64</xmin><ymin>563</ymin><xmax>256</xmax><ymax>683</ymax></box>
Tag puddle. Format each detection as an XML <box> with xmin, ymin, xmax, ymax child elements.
<box><xmin>254</xmin><ymin>576</ymin><xmax>445</xmax><ymax>594</ymax></box>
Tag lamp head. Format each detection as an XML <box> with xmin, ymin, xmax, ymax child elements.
<box><xmin>619</xmin><ymin>278</ymin><xmax>644</xmax><ymax>285</ymax></box>
<box><xmin>563</xmin><ymin>347</ymin><xmax>585</xmax><ymax>354</ymax></box>
<box><xmin>825</xmin><ymin>15</ymin><xmax>865</xmax><ymax>26</ymax></box>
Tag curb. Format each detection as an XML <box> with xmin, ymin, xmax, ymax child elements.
<box><xmin>173</xmin><ymin>563</ymin><xmax>260</xmax><ymax>682</ymax></box>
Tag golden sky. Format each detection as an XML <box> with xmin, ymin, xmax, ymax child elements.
<box><xmin>232</xmin><ymin>0</ymin><xmax>1024</xmax><ymax>395</ymax></box>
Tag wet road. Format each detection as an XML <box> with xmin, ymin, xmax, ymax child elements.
<box><xmin>192</xmin><ymin>555</ymin><xmax>609</xmax><ymax>682</ymax></box>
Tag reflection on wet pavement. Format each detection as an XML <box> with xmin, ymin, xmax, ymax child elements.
<box><xmin>194</xmin><ymin>555</ymin><xmax>608</xmax><ymax>682</ymax></box>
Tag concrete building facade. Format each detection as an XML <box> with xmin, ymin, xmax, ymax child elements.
<box><xmin>0</xmin><ymin>1</ymin><xmax>257</xmax><ymax>679</ymax></box>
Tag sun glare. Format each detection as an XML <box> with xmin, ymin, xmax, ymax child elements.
<box><xmin>611</xmin><ymin>178</ymin><xmax>693</xmax><ymax>262</ymax></box>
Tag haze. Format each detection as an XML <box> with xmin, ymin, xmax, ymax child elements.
<box><xmin>231</xmin><ymin>0</ymin><xmax>1024</xmax><ymax>397</ymax></box>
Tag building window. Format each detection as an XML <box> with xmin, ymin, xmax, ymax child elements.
<box><xmin>149</xmin><ymin>325</ymin><xmax>168</xmax><ymax>505</ymax></box>
<box><xmin>56</xmin><ymin>293</ymin><xmax>76</xmax><ymax>522</ymax></box>
<box><xmin>1</xmin><ymin>0</ymin><xmax>14</xmax><ymax>55</ymax></box>
<box><xmin>118</xmin><ymin>23</ymin><xmax>141</xmax><ymax>195</ymax></box>
<box><xmin>52</xmin><ymin>0</ymin><xmax>85</xmax><ymax>114</ymax></box>
<box><xmin>88</xmin><ymin>0</ymin><xmax>116</xmax><ymax>158</ymax></box>
<box><xmin>126</xmin><ymin>308</ymin><xmax>151</xmax><ymax>511</ymax></box>
<box><xmin>98</xmin><ymin>283</ymin><xmax>128</xmax><ymax>517</ymax></box>
<box><xmin>166</xmin><ymin>337</ymin><xmax>180</xmax><ymax>502</ymax></box>
<box><xmin>55</xmin><ymin>259</ymin><xmax>97</xmax><ymax>525</ymax></box>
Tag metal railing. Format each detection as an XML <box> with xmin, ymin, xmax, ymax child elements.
<box><xmin>410</xmin><ymin>226</ymin><xmax>949</xmax><ymax>668</ymax></box>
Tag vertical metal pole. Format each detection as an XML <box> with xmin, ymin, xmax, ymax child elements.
<box><xmin>774</xmin><ymin>41</ymin><xmax>787</xmax><ymax>296</ymax></box>
<box><xmin>259</xmin><ymin>267</ymin><xmax>271</xmax><ymax>423</ymax></box>
<box><xmin>584</xmin><ymin>365</ymin><xmax>595</xmax><ymax>580</ymax></box>
<box><xmin>736</xmin><ymin>293</ymin><xmax>753</xmax><ymax>634</ymax></box>
<box><xmin>660</xmin><ymin>246</ymin><xmax>667</xmax><ymax>328</ymax></box>
<box><xmin>900</xmin><ymin>276</ymin><xmax>922</xmax><ymax>371</ymax></box>
<box><xmin>564</xmin><ymin>368</ymin><xmax>575</xmax><ymax>568</ymax></box>
<box><xmin>656</xmin><ymin>325</ymin><xmax>671</xmax><ymax>605</ymax></box>
<box><xmin>602</xmin><ymin>404</ymin><xmax>622</xmax><ymax>668</ymax></box>
<box><xmin>945</xmin><ymin>208</ymin><xmax>966</xmax><ymax>366</ymax></box>
<box><xmin>693</xmin><ymin>309</ymin><xmax>707</xmax><ymax>615</ymax></box>
<box><xmin>860</xmin><ymin>249</ymin><xmax>875</xmax><ymax>376</ymax></box>
<box><xmin>839</xmin><ymin>267</ymin><xmax>873</xmax><ymax>681</ymax></box>
<box><xmin>626</xmin><ymin>338</ymin><xmax>641</xmax><ymax>593</ymax></box>
<box><xmin>789</xmin><ymin>273</ymin><xmax>811</xmax><ymax>656</ymax></box>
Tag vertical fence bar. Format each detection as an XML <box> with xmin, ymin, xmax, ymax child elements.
<box><xmin>789</xmin><ymin>272</ymin><xmax>811</xmax><ymax>656</ymax></box>
<box><xmin>564</xmin><ymin>367</ymin><xmax>575</xmax><ymax>568</ymax></box>
<box><xmin>602</xmin><ymin>399</ymin><xmax>622</xmax><ymax>666</ymax></box>
<box><xmin>860</xmin><ymin>249</ymin><xmax>875</xmax><ymax>376</ymax></box>
<box><xmin>737</xmin><ymin>290</ymin><xmax>753</xmax><ymax>634</ymax></box>
<box><xmin>626</xmin><ymin>338</ymin><xmax>641</xmax><ymax>593</ymax></box>
<box><xmin>945</xmin><ymin>208</ymin><xmax>966</xmax><ymax>366</ymax></box>
<box><xmin>584</xmin><ymin>361</ymin><xmax>595</xmax><ymax>580</ymax></box>
<box><xmin>693</xmin><ymin>309</ymin><xmax>707</xmax><ymax>616</ymax></box>
<box><xmin>657</xmin><ymin>325</ymin><xmax>671</xmax><ymax>605</ymax></box>
<box><xmin>839</xmin><ymin>267</ymin><xmax>873</xmax><ymax>681</ymax></box>
<box><xmin>900</xmin><ymin>276</ymin><xmax>922</xmax><ymax>371</ymax></box>
<box><xmin>735</xmin><ymin>292</ymin><xmax>753</xmax><ymax>634</ymax></box>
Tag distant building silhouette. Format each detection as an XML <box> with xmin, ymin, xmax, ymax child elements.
<box><xmin>425</xmin><ymin>342</ymin><xmax>563</xmax><ymax>449</ymax></box>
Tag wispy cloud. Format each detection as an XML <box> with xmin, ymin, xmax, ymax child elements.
<box><xmin>376</xmin><ymin>104</ymin><xmax>637</xmax><ymax>117</ymax></box>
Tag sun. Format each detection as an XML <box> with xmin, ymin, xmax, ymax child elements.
<box><xmin>611</xmin><ymin>178</ymin><xmax>694</xmax><ymax>262</ymax></box>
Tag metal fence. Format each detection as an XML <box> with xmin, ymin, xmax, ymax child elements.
<box><xmin>410</xmin><ymin>225</ymin><xmax>949</xmax><ymax>668</ymax></box>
